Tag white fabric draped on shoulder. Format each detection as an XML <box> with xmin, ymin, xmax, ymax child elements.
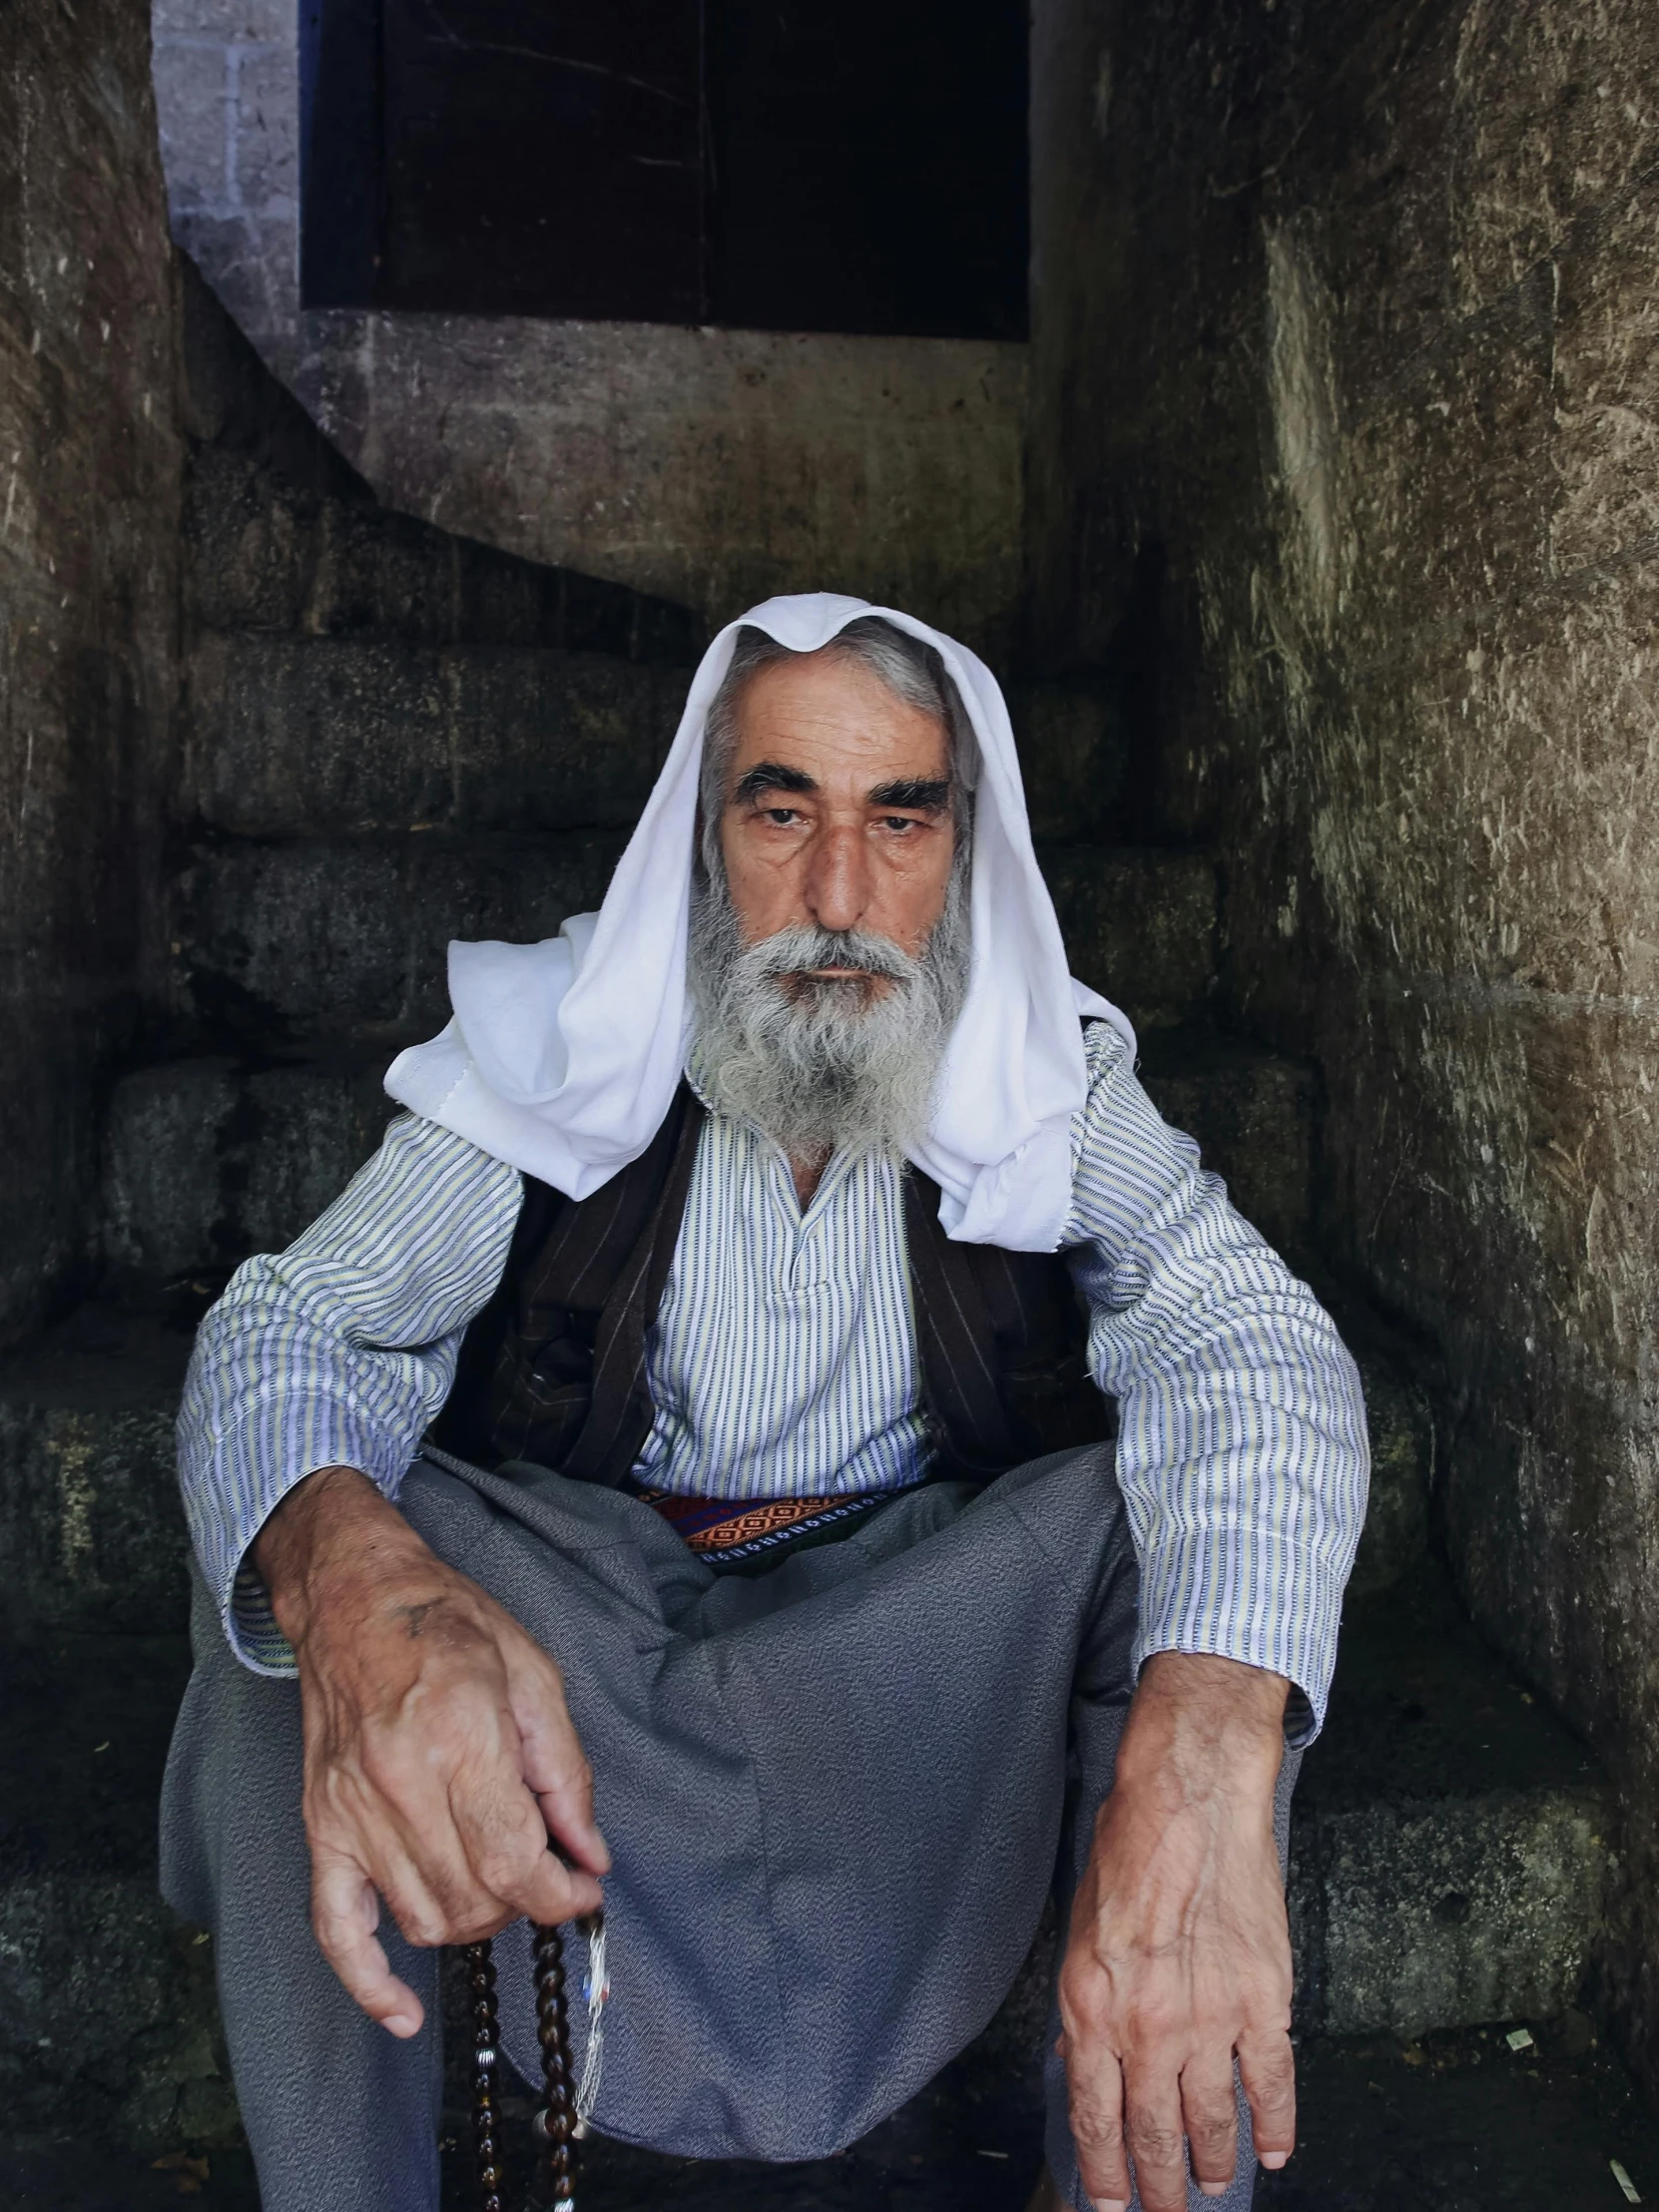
<box><xmin>384</xmin><ymin>592</ymin><xmax>1134</xmax><ymax>1252</ymax></box>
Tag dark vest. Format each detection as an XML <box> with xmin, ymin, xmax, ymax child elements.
<box><xmin>436</xmin><ymin>1086</ymin><xmax>1113</xmax><ymax>1487</ymax></box>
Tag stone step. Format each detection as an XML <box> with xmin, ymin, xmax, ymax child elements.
<box><xmin>1328</xmin><ymin>1305</ymin><xmax>1435</xmax><ymax>1600</ymax></box>
<box><xmin>101</xmin><ymin>1048</ymin><xmax>398</xmax><ymax>1289</ymax></box>
<box><xmin>171</xmin><ymin>830</ymin><xmax>630</xmax><ymax>1041</ymax></box>
<box><xmin>182</xmin><ymin>633</ymin><xmax>695</xmax><ymax>839</ymax></box>
<box><xmin>0</xmin><ymin>1567</ymin><xmax>1608</xmax><ymax>2150</ymax></box>
<box><xmin>1007</xmin><ymin>678</ymin><xmax>1129</xmax><ymax>844</ymax></box>
<box><xmin>1287</xmin><ymin>1562</ymin><xmax>1611</xmax><ymax>2039</ymax></box>
<box><xmin>179</xmin><ymin>253</ymin><xmax>705</xmax><ymax>667</ymax></box>
<box><xmin>97</xmin><ymin>1023</ymin><xmax>1298</xmax><ymax>1293</ymax></box>
<box><xmin>169</xmin><ymin>834</ymin><xmax>1216</xmax><ymax>1043</ymax></box>
<box><xmin>186</xmin><ymin>446</ymin><xmax>710</xmax><ymax>669</ymax></box>
<box><xmin>1136</xmin><ymin>1037</ymin><xmax>1434</xmax><ymax>1596</ymax></box>
<box><xmin>0</xmin><ymin>1287</ymin><xmax>1428</xmax><ymax>1648</ymax></box>
<box><xmin>0</xmin><ymin>1310</ymin><xmax>193</xmax><ymax>1641</ymax></box>
<box><xmin>95</xmin><ymin>1022</ymin><xmax>1429</xmax><ymax>1596</ymax></box>
<box><xmin>0</xmin><ymin>1636</ymin><xmax>234</xmax><ymax>2152</ymax></box>
<box><xmin>94</xmin><ymin>1021</ymin><xmax>1432</xmax><ymax>1601</ymax></box>
<box><xmin>180</xmin><ymin>631</ymin><xmax>1150</xmax><ymax>846</ymax></box>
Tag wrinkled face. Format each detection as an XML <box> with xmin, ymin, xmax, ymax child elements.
<box><xmin>716</xmin><ymin>649</ymin><xmax>957</xmax><ymax>998</ymax></box>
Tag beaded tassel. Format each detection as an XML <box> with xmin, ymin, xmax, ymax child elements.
<box><xmin>530</xmin><ymin>1922</ymin><xmax>578</xmax><ymax>2211</ymax></box>
<box><xmin>466</xmin><ymin>1912</ymin><xmax>603</xmax><ymax>2212</ymax></box>
<box><xmin>463</xmin><ymin>1940</ymin><xmax>507</xmax><ymax>2212</ymax></box>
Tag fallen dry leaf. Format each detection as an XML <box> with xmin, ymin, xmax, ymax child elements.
<box><xmin>151</xmin><ymin>2152</ymin><xmax>211</xmax><ymax>2183</ymax></box>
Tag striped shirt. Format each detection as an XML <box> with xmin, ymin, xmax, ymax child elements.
<box><xmin>635</xmin><ymin>1100</ymin><xmax>930</xmax><ymax>1501</ymax></box>
<box><xmin>178</xmin><ymin>1021</ymin><xmax>1369</xmax><ymax>1739</ymax></box>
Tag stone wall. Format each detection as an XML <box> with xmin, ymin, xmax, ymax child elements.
<box><xmin>1028</xmin><ymin>0</ymin><xmax>1659</xmax><ymax>2082</ymax></box>
<box><xmin>150</xmin><ymin>0</ymin><xmax>1027</xmax><ymax>648</ymax></box>
<box><xmin>0</xmin><ymin>0</ymin><xmax>184</xmax><ymax>1341</ymax></box>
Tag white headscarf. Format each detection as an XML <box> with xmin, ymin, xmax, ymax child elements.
<box><xmin>385</xmin><ymin>593</ymin><xmax>1133</xmax><ymax>1252</ymax></box>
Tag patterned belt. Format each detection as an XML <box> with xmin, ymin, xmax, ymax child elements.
<box><xmin>630</xmin><ymin>1482</ymin><xmax>903</xmax><ymax>1567</ymax></box>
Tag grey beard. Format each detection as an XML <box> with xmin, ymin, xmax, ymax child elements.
<box><xmin>687</xmin><ymin>867</ymin><xmax>970</xmax><ymax>1160</ymax></box>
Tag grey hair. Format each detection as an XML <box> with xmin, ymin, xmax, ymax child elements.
<box><xmin>698</xmin><ymin>615</ymin><xmax>975</xmax><ymax>877</ymax></box>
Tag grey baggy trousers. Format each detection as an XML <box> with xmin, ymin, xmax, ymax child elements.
<box><xmin>161</xmin><ymin>1442</ymin><xmax>1297</xmax><ymax>2211</ymax></box>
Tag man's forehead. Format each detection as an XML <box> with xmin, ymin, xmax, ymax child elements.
<box><xmin>726</xmin><ymin>650</ymin><xmax>950</xmax><ymax>780</ymax></box>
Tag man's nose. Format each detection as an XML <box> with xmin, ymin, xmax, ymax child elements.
<box><xmin>803</xmin><ymin>823</ymin><xmax>869</xmax><ymax>933</ymax></box>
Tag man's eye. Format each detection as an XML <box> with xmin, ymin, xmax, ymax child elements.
<box><xmin>764</xmin><ymin>807</ymin><xmax>800</xmax><ymax>826</ymax></box>
<box><xmin>882</xmin><ymin>816</ymin><xmax>919</xmax><ymax>832</ymax></box>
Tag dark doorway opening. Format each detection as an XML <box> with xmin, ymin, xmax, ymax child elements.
<box><xmin>299</xmin><ymin>0</ymin><xmax>1029</xmax><ymax>339</ymax></box>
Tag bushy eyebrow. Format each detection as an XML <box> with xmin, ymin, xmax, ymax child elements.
<box><xmin>733</xmin><ymin>761</ymin><xmax>818</xmax><ymax>805</ymax></box>
<box><xmin>868</xmin><ymin>777</ymin><xmax>951</xmax><ymax>814</ymax></box>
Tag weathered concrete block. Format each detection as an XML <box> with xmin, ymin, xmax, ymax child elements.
<box><xmin>1009</xmin><ymin>679</ymin><xmax>1128</xmax><ymax>842</ymax></box>
<box><xmin>103</xmin><ymin>1053</ymin><xmax>397</xmax><ymax>1282</ymax></box>
<box><xmin>236</xmin><ymin>1058</ymin><xmax>404</xmax><ymax>1251</ymax></box>
<box><xmin>184</xmin><ymin>636</ymin><xmax>685</xmax><ymax>835</ymax></box>
<box><xmin>1348</xmin><ymin>1341</ymin><xmax>1433</xmax><ymax>1598</ymax></box>
<box><xmin>1041</xmin><ymin>846</ymin><xmax>1218</xmax><ymax>1029</ymax></box>
<box><xmin>184</xmin><ymin>446</ymin><xmax>319</xmax><ymax>635</ymax></box>
<box><xmin>181</xmin><ymin>840</ymin><xmax>406</xmax><ymax>1031</ymax></box>
<box><xmin>0</xmin><ymin>1313</ymin><xmax>192</xmax><ymax>1638</ymax></box>
<box><xmin>1138</xmin><ymin>1035</ymin><xmax>1316</xmax><ymax>1261</ymax></box>
<box><xmin>308</xmin><ymin>501</ymin><xmax>705</xmax><ymax>662</ymax></box>
<box><xmin>184</xmin><ymin>454</ymin><xmax>708</xmax><ymax>658</ymax></box>
<box><xmin>152</xmin><ymin>38</ymin><xmax>229</xmax><ymax>213</ymax></box>
<box><xmin>0</xmin><ymin>1871</ymin><xmax>240</xmax><ymax>2148</ymax></box>
<box><xmin>185</xmin><ymin>635</ymin><xmax>451</xmax><ymax>831</ymax></box>
<box><xmin>231</xmin><ymin>42</ymin><xmax>297</xmax><ymax>215</ymax></box>
<box><xmin>447</xmin><ymin>649</ymin><xmax>686</xmax><ymax>834</ymax></box>
<box><xmin>103</xmin><ymin>1057</ymin><xmax>240</xmax><ymax>1283</ymax></box>
<box><xmin>175</xmin><ymin>829</ymin><xmax>629</xmax><ymax>1035</ymax></box>
<box><xmin>1291</xmin><ymin>1787</ymin><xmax>1608</xmax><ymax>2039</ymax></box>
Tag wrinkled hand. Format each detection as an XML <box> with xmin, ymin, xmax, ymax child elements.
<box><xmin>1057</xmin><ymin>1652</ymin><xmax>1294</xmax><ymax>2211</ymax></box>
<box><xmin>253</xmin><ymin>1466</ymin><xmax>609</xmax><ymax>2038</ymax></box>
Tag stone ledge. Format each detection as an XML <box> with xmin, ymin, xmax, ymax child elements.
<box><xmin>2</xmin><ymin>1580</ymin><xmax>1609</xmax><ymax>2147</ymax></box>
<box><xmin>0</xmin><ymin>1637</ymin><xmax>235</xmax><ymax>2151</ymax></box>
<box><xmin>1289</xmin><ymin>1565</ymin><xmax>1612</xmax><ymax>2039</ymax></box>
<box><xmin>1137</xmin><ymin>1027</ymin><xmax>1317</xmax><ymax>1259</ymax></box>
<box><xmin>171</xmin><ymin>829</ymin><xmax>630</xmax><ymax>1038</ymax></box>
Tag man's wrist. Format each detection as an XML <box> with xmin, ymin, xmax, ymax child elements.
<box><xmin>1114</xmin><ymin>1651</ymin><xmax>1290</xmax><ymax>1796</ymax></box>
<box><xmin>251</xmin><ymin>1464</ymin><xmax>435</xmax><ymax>1650</ymax></box>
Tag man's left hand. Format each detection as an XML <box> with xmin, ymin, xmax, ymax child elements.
<box><xmin>1056</xmin><ymin>1650</ymin><xmax>1294</xmax><ymax>2212</ymax></box>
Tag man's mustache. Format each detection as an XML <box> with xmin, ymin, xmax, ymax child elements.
<box><xmin>750</xmin><ymin>926</ymin><xmax>919</xmax><ymax>984</ymax></box>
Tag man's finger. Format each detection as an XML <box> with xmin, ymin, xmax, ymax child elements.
<box><xmin>311</xmin><ymin>1850</ymin><xmax>426</xmax><ymax>2036</ymax></box>
<box><xmin>508</xmin><ymin>1646</ymin><xmax>611</xmax><ymax>1876</ymax></box>
<box><xmin>368</xmin><ymin>1779</ymin><xmax>519</xmax><ymax>1947</ymax></box>
<box><xmin>1181</xmin><ymin>2052</ymin><xmax>1241</xmax><ymax>2198</ymax></box>
<box><xmin>1239</xmin><ymin>2027</ymin><xmax>1297</xmax><ymax>2171</ymax></box>
<box><xmin>518</xmin><ymin>1844</ymin><xmax>606</xmax><ymax>1928</ymax></box>
<box><xmin>455</xmin><ymin>1773</ymin><xmax>606</xmax><ymax>1929</ymax></box>
<box><xmin>1066</xmin><ymin>2038</ymin><xmax>1131</xmax><ymax>2212</ymax></box>
<box><xmin>1123</xmin><ymin>2052</ymin><xmax>1191</xmax><ymax>2212</ymax></box>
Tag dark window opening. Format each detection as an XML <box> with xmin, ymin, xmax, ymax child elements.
<box><xmin>300</xmin><ymin>0</ymin><xmax>1029</xmax><ymax>340</ymax></box>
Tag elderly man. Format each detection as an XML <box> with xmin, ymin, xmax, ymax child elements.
<box><xmin>161</xmin><ymin>595</ymin><xmax>1368</xmax><ymax>2212</ymax></box>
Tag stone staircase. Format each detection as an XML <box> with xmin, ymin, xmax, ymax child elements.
<box><xmin>0</xmin><ymin>265</ymin><xmax>1611</xmax><ymax>2163</ymax></box>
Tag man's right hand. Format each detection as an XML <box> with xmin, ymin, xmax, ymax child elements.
<box><xmin>252</xmin><ymin>1465</ymin><xmax>609</xmax><ymax>2038</ymax></box>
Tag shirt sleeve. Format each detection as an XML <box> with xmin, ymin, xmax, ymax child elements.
<box><xmin>177</xmin><ymin>1112</ymin><xmax>524</xmax><ymax>1675</ymax></box>
<box><xmin>1063</xmin><ymin>1021</ymin><xmax>1370</xmax><ymax>1745</ymax></box>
